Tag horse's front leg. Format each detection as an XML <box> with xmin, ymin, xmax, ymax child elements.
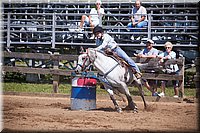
<box><xmin>106</xmin><ymin>88</ymin><xmax>122</xmax><ymax>113</ymax></box>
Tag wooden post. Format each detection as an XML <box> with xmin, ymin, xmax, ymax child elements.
<box><xmin>52</xmin><ymin>53</ymin><xmax>60</xmax><ymax>93</ymax></box>
<box><xmin>179</xmin><ymin>57</ymin><xmax>185</xmax><ymax>99</ymax></box>
<box><xmin>194</xmin><ymin>57</ymin><xmax>200</xmax><ymax>132</ymax></box>
<box><xmin>194</xmin><ymin>57</ymin><xmax>200</xmax><ymax>98</ymax></box>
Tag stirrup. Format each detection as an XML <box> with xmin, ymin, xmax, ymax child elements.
<box><xmin>135</xmin><ymin>72</ymin><xmax>142</xmax><ymax>79</ymax></box>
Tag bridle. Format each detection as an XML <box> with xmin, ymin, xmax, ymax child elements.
<box><xmin>77</xmin><ymin>49</ymin><xmax>96</xmax><ymax>71</ymax></box>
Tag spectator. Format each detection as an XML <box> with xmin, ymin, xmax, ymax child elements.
<box><xmin>136</xmin><ymin>39</ymin><xmax>159</xmax><ymax>96</ymax></box>
<box><xmin>127</xmin><ymin>0</ymin><xmax>148</xmax><ymax>40</ymax></box>
<box><xmin>76</xmin><ymin>0</ymin><xmax>105</xmax><ymax>39</ymax></box>
<box><xmin>157</xmin><ymin>42</ymin><xmax>180</xmax><ymax>98</ymax></box>
<box><xmin>93</xmin><ymin>25</ymin><xmax>142</xmax><ymax>79</ymax></box>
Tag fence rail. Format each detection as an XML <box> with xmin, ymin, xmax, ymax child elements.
<box><xmin>2</xmin><ymin>51</ymin><xmax>185</xmax><ymax>98</ymax></box>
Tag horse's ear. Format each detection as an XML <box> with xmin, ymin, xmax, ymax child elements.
<box><xmin>80</xmin><ymin>46</ymin><xmax>85</xmax><ymax>54</ymax></box>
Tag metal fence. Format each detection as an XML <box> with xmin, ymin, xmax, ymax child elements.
<box><xmin>2</xmin><ymin>2</ymin><xmax>199</xmax><ymax>49</ymax></box>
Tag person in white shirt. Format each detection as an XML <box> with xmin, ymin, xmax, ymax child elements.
<box><xmin>157</xmin><ymin>42</ymin><xmax>180</xmax><ymax>98</ymax></box>
<box><xmin>76</xmin><ymin>0</ymin><xmax>105</xmax><ymax>38</ymax></box>
<box><xmin>127</xmin><ymin>0</ymin><xmax>148</xmax><ymax>40</ymax></box>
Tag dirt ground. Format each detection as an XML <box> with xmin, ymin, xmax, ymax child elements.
<box><xmin>2</xmin><ymin>93</ymin><xmax>199</xmax><ymax>132</ymax></box>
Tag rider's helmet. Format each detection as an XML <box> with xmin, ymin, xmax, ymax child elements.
<box><xmin>93</xmin><ymin>25</ymin><xmax>104</xmax><ymax>34</ymax></box>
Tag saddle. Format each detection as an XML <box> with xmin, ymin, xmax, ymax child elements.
<box><xmin>104</xmin><ymin>48</ymin><xmax>132</xmax><ymax>80</ymax></box>
<box><xmin>104</xmin><ymin>48</ymin><xmax>129</xmax><ymax>68</ymax></box>
<box><xmin>104</xmin><ymin>48</ymin><xmax>142</xmax><ymax>79</ymax></box>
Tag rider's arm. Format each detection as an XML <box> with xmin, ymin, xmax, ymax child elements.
<box><xmin>95</xmin><ymin>39</ymin><xmax>108</xmax><ymax>51</ymax></box>
<box><xmin>95</xmin><ymin>34</ymin><xmax>110</xmax><ymax>51</ymax></box>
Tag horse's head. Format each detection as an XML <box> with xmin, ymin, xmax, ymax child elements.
<box><xmin>74</xmin><ymin>52</ymin><xmax>92</xmax><ymax>73</ymax></box>
<box><xmin>87</xmin><ymin>48</ymin><xmax>97</xmax><ymax>62</ymax></box>
<box><xmin>74</xmin><ymin>48</ymin><xmax>98</xmax><ymax>73</ymax></box>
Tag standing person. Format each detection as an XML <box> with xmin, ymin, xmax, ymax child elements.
<box><xmin>93</xmin><ymin>25</ymin><xmax>142</xmax><ymax>79</ymax></box>
<box><xmin>127</xmin><ymin>0</ymin><xmax>148</xmax><ymax>40</ymax></box>
<box><xmin>76</xmin><ymin>0</ymin><xmax>105</xmax><ymax>39</ymax></box>
<box><xmin>136</xmin><ymin>39</ymin><xmax>159</xmax><ymax>96</ymax></box>
<box><xmin>157</xmin><ymin>42</ymin><xmax>180</xmax><ymax>98</ymax></box>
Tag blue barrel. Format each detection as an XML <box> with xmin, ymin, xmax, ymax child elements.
<box><xmin>71</xmin><ymin>77</ymin><xmax>97</xmax><ymax>110</ymax></box>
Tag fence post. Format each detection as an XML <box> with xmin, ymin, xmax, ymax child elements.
<box><xmin>194</xmin><ymin>57</ymin><xmax>200</xmax><ymax>131</ymax></box>
<box><xmin>194</xmin><ymin>57</ymin><xmax>200</xmax><ymax>98</ymax></box>
<box><xmin>179</xmin><ymin>57</ymin><xmax>185</xmax><ymax>99</ymax></box>
<box><xmin>52</xmin><ymin>53</ymin><xmax>60</xmax><ymax>93</ymax></box>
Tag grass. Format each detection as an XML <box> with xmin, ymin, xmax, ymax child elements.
<box><xmin>2</xmin><ymin>82</ymin><xmax>196</xmax><ymax>97</ymax></box>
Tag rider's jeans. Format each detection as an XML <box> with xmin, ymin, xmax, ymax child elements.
<box><xmin>113</xmin><ymin>47</ymin><xmax>140</xmax><ymax>73</ymax></box>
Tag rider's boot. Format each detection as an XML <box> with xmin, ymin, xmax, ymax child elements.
<box><xmin>135</xmin><ymin>72</ymin><xmax>142</xmax><ymax>79</ymax></box>
<box><xmin>131</xmin><ymin>68</ymin><xmax>142</xmax><ymax>79</ymax></box>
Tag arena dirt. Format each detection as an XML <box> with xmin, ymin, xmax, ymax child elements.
<box><xmin>2</xmin><ymin>93</ymin><xmax>198</xmax><ymax>132</ymax></box>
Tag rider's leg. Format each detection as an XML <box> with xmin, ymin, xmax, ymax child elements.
<box><xmin>113</xmin><ymin>47</ymin><xmax>142</xmax><ymax>79</ymax></box>
<box><xmin>113</xmin><ymin>47</ymin><xmax>141</xmax><ymax>70</ymax></box>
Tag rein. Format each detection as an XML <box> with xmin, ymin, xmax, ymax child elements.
<box><xmin>77</xmin><ymin>49</ymin><xmax>93</xmax><ymax>71</ymax></box>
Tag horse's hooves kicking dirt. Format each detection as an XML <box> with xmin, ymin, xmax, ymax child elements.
<box><xmin>144</xmin><ymin>104</ymin><xmax>157</xmax><ymax>112</ymax></box>
<box><xmin>155</xmin><ymin>96</ymin><xmax>161</xmax><ymax>102</ymax></box>
<box><xmin>123</xmin><ymin>106</ymin><xmax>133</xmax><ymax>110</ymax></box>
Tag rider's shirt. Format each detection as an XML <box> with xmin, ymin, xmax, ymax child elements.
<box><xmin>95</xmin><ymin>33</ymin><xmax>117</xmax><ymax>51</ymax></box>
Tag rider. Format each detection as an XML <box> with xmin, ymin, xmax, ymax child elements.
<box><xmin>93</xmin><ymin>25</ymin><xmax>142</xmax><ymax>79</ymax></box>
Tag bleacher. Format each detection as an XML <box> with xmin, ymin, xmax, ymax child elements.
<box><xmin>1</xmin><ymin>0</ymin><xmax>199</xmax><ymax>56</ymax></box>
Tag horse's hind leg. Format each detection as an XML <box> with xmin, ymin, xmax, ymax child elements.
<box><xmin>125</xmin><ymin>94</ymin><xmax>138</xmax><ymax>112</ymax></box>
<box><xmin>134</xmin><ymin>78</ymin><xmax>147</xmax><ymax>109</ymax></box>
<box><xmin>118</xmin><ymin>82</ymin><xmax>138</xmax><ymax>112</ymax></box>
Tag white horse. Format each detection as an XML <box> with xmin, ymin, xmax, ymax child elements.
<box><xmin>75</xmin><ymin>48</ymin><xmax>147</xmax><ymax>113</ymax></box>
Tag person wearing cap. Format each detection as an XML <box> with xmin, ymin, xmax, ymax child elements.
<box><xmin>137</xmin><ymin>39</ymin><xmax>158</xmax><ymax>58</ymax></box>
<box><xmin>127</xmin><ymin>0</ymin><xmax>148</xmax><ymax>40</ymax></box>
<box><xmin>157</xmin><ymin>41</ymin><xmax>180</xmax><ymax>98</ymax></box>
<box><xmin>76</xmin><ymin>0</ymin><xmax>105</xmax><ymax>39</ymax></box>
<box><xmin>136</xmin><ymin>39</ymin><xmax>159</xmax><ymax>96</ymax></box>
<box><xmin>93</xmin><ymin>25</ymin><xmax>142</xmax><ymax>79</ymax></box>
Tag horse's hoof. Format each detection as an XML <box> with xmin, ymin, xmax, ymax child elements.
<box><xmin>117</xmin><ymin>108</ymin><xmax>122</xmax><ymax>113</ymax></box>
<box><xmin>124</xmin><ymin>106</ymin><xmax>132</xmax><ymax>110</ymax></box>
<box><xmin>133</xmin><ymin>108</ymin><xmax>138</xmax><ymax>113</ymax></box>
